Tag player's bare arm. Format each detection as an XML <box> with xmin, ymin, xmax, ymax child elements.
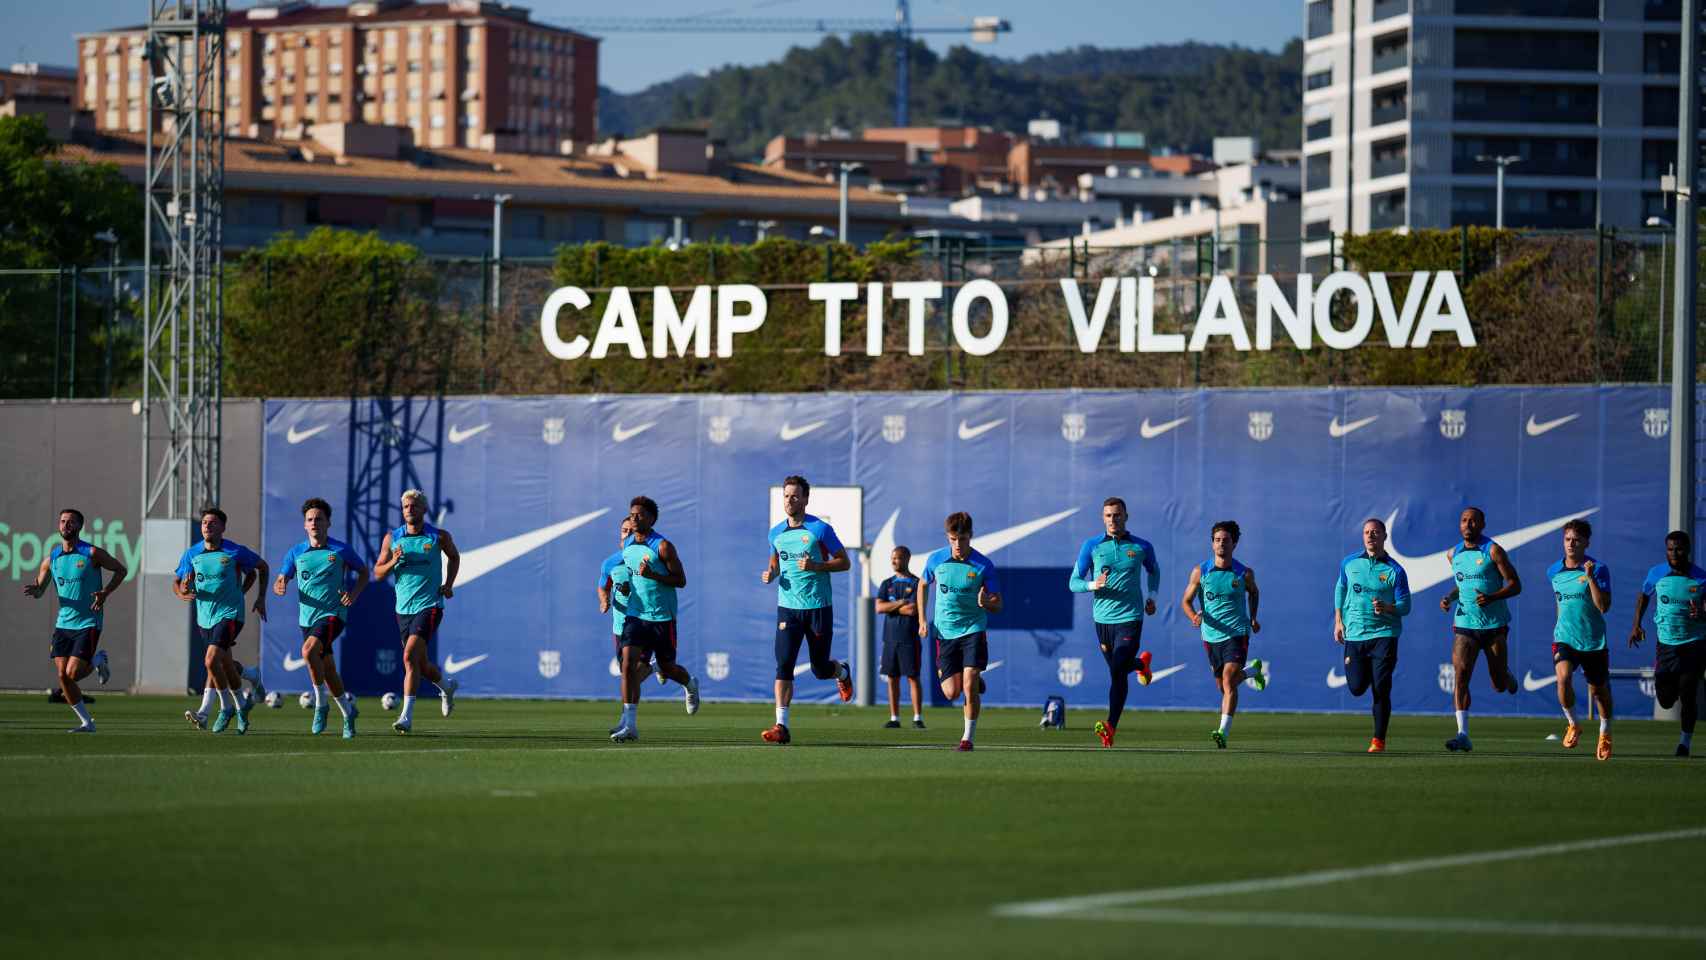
<box><xmin>89</xmin><ymin>546</ymin><xmax>127</xmax><ymax>610</ymax></box>
<box><xmin>373</xmin><ymin>532</ymin><xmax>399</xmax><ymax>579</ymax></box>
<box><xmin>915</xmin><ymin>578</ymin><xmax>930</xmax><ymax>638</ymax></box>
<box><xmin>1245</xmin><ymin>568</ymin><xmax>1261</xmax><ymax>632</ymax></box>
<box><xmin>251</xmin><ymin>559</ymin><xmax>271</xmax><ymax>621</ymax></box>
<box><xmin>342</xmin><ymin>563</ymin><xmax>369</xmax><ymax>606</ymax></box>
<box><xmin>1582</xmin><ymin>560</ymin><xmax>1610</xmax><ymax>613</ymax></box>
<box><xmin>23</xmin><ymin>557</ymin><xmax>50</xmax><ymax>599</ymax></box>
<box><xmin>977</xmin><ymin>584</ymin><xmax>1003</xmax><ymax>614</ymax></box>
<box><xmin>1628</xmin><ymin>593</ymin><xmax>1649</xmax><ymax>646</ymax></box>
<box><xmin>1180</xmin><ymin>565</ymin><xmax>1203</xmax><ymax>627</ymax></box>
<box><xmin>1483</xmin><ymin>544</ymin><xmax>1521</xmax><ymax>603</ymax></box>
<box><xmin>439</xmin><ymin>530</ymin><xmax>460</xmax><ymax>597</ymax></box>
<box><xmin>598</xmin><ymin>578</ymin><xmax>613</xmax><ymax>614</ymax></box>
<box><xmin>638</xmin><ymin>538</ymin><xmax>686</xmax><ymax>588</ymax></box>
<box><xmin>802</xmin><ymin>543</ymin><xmax>850</xmax><ymax>573</ymax></box>
<box><xmin>760</xmin><ymin>551</ymin><xmax>779</xmax><ymax>584</ymax></box>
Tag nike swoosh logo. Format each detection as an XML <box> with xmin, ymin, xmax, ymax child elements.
<box><xmin>779</xmin><ymin>421</ymin><xmax>826</xmax><ymax>441</ymax></box>
<box><xmin>282</xmin><ymin>653</ymin><xmax>307</xmax><ymax>671</ymax></box>
<box><xmin>1148</xmin><ymin>663</ymin><xmax>1188</xmax><ymax>683</ymax></box>
<box><xmin>1522</xmin><ymin>670</ymin><xmax>1558</xmax><ymax>692</ymax></box>
<box><xmin>1326</xmin><ymin>667</ymin><xmax>1348</xmax><ymax>689</ymax></box>
<box><xmin>958</xmin><ymin>419</ymin><xmax>1006</xmax><ymax>441</ymax></box>
<box><xmin>1139</xmin><ymin>417</ymin><xmax>1189</xmax><ymax>439</ymax></box>
<box><xmin>867</xmin><ymin>506</ymin><xmax>1080</xmax><ymax>588</ymax></box>
<box><xmin>286</xmin><ymin>424</ymin><xmax>330</xmax><ymax>444</ymax></box>
<box><xmin>1386</xmin><ymin>506</ymin><xmax>1600</xmax><ymax>594</ymax></box>
<box><xmin>456</xmin><ymin>508</ymin><xmax>611</xmax><ymax>587</ymax></box>
<box><xmin>1525</xmin><ymin>414</ymin><xmax>1579</xmax><ymax>437</ymax></box>
<box><xmin>984</xmin><ymin>659</ymin><xmax>1005</xmax><ymax>672</ymax></box>
<box><xmin>443</xmin><ymin>654</ymin><xmax>488</xmax><ymax>674</ymax></box>
<box><xmin>1328</xmin><ymin>415</ymin><xmax>1379</xmax><ymax>438</ymax></box>
<box><xmin>612</xmin><ymin>421</ymin><xmax>656</xmax><ymax>443</ymax></box>
<box><xmin>448</xmin><ymin>423</ymin><xmax>490</xmax><ymax>444</ymax></box>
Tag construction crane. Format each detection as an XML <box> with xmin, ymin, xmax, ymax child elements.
<box><xmin>553</xmin><ymin>2</ymin><xmax>1011</xmax><ymax>127</ymax></box>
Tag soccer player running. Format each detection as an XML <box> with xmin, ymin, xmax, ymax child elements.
<box><xmin>1180</xmin><ymin>520</ymin><xmax>1268</xmax><ymax>749</ymax></box>
<box><xmin>1069</xmin><ymin>497</ymin><xmax>1159</xmax><ymax>748</ymax></box>
<box><xmin>1439</xmin><ymin>506</ymin><xmax>1523</xmax><ymax>752</ymax></box>
<box><xmin>23</xmin><ymin>508</ymin><xmax>126</xmax><ymax>733</ymax></box>
<box><xmin>1334</xmin><ymin>517</ymin><xmax>1412</xmax><ymax>753</ymax></box>
<box><xmin>917</xmin><ymin>512</ymin><xmax>1004</xmax><ymax>751</ymax></box>
<box><xmin>372</xmin><ymin>489</ymin><xmax>460</xmax><ymax>734</ymax></box>
<box><xmin>273</xmin><ymin>497</ymin><xmax>368</xmax><ymax>738</ymax></box>
<box><xmin>875</xmin><ymin>545</ymin><xmax>923</xmax><ymax>729</ymax></box>
<box><xmin>1629</xmin><ymin>530</ymin><xmax>1706</xmax><ymax>758</ymax></box>
<box><xmin>173</xmin><ymin>506</ymin><xmax>268</xmax><ymax>735</ymax></box>
<box><xmin>759</xmin><ymin>475</ymin><xmax>854</xmax><ymax>744</ymax></box>
<box><xmin>1547</xmin><ymin>518</ymin><xmax>1613</xmax><ymax>760</ymax></box>
<box><xmin>599</xmin><ymin>517</ymin><xmax>658</xmax><ymax>705</ymax></box>
<box><xmin>609</xmin><ymin>496</ymin><xmax>700</xmax><ymax>742</ymax></box>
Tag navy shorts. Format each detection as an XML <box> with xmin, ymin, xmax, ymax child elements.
<box><xmin>1095</xmin><ymin>620</ymin><xmax>1142</xmax><ymax>673</ymax></box>
<box><xmin>395</xmin><ymin>607</ymin><xmax>444</xmax><ymax>643</ymax></box>
<box><xmin>1655</xmin><ymin>639</ymin><xmax>1705</xmax><ymax>679</ymax></box>
<box><xmin>936</xmin><ymin>630</ymin><xmax>989</xmax><ymax>679</ymax></box>
<box><xmin>881</xmin><ymin>638</ymin><xmax>920</xmax><ymax>679</ymax></box>
<box><xmin>50</xmin><ymin>627</ymin><xmax>101</xmax><ymax>661</ymax></box>
<box><xmin>301</xmin><ymin>617</ymin><xmax>345</xmax><ymax>658</ymax></box>
<box><xmin>621</xmin><ymin>617</ymin><xmax>678</xmax><ymax>666</ymax></box>
<box><xmin>1454</xmin><ymin>626</ymin><xmax>1509</xmax><ymax>650</ymax></box>
<box><xmin>775</xmin><ymin>606</ymin><xmax>834</xmax><ymax>681</ymax></box>
<box><xmin>1205</xmin><ymin>635</ymin><xmax>1250</xmax><ymax>675</ymax></box>
<box><xmin>198</xmin><ymin>619</ymin><xmax>243</xmax><ymax>649</ymax></box>
<box><xmin>1552</xmin><ymin>643</ymin><xmax>1610</xmax><ymax>687</ymax></box>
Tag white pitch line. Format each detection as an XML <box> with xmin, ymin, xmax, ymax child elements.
<box><xmin>1068</xmin><ymin>907</ymin><xmax>1706</xmax><ymax>942</ymax></box>
<box><xmin>993</xmin><ymin>826</ymin><xmax>1706</xmax><ymax>918</ymax></box>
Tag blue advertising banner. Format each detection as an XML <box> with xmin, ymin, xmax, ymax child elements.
<box><xmin>260</xmin><ymin>386</ymin><xmax>1677</xmax><ymax>718</ymax></box>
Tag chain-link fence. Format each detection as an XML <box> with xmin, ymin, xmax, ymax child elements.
<box><xmin>1</xmin><ymin>228</ymin><xmax>1698</xmax><ymax>399</ymax></box>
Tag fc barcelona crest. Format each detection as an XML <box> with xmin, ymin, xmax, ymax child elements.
<box><xmin>1439</xmin><ymin>409</ymin><xmax>1466</xmax><ymax>440</ymax></box>
<box><xmin>1644</xmin><ymin>408</ymin><xmax>1670</xmax><ymax>439</ymax></box>
<box><xmin>542</xmin><ymin>417</ymin><xmax>566</xmax><ymax>446</ymax></box>
<box><xmin>1248</xmin><ymin>411</ymin><xmax>1274</xmax><ymax>441</ymax></box>
<box><xmin>1061</xmin><ymin>413</ymin><xmax>1086</xmax><ymax>443</ymax></box>
<box><xmin>882</xmin><ymin>415</ymin><xmax>907</xmax><ymax>444</ymax></box>
<box><xmin>375</xmin><ymin>648</ymin><xmax>398</xmax><ymax>676</ymax></box>
<box><xmin>706</xmin><ymin>651</ymin><xmax>730</xmax><ymax>680</ymax></box>
<box><xmin>1057</xmin><ymin>657</ymin><xmax>1084</xmax><ymax>687</ymax></box>
<box><xmin>1437</xmin><ymin>663</ymin><xmax>1455</xmax><ymax>694</ymax></box>
<box><xmin>707</xmin><ymin>415</ymin><xmax>732</xmax><ymax>445</ymax></box>
<box><xmin>538</xmin><ymin>650</ymin><xmax>562</xmax><ymax>679</ymax></box>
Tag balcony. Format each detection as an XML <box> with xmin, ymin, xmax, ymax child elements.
<box><xmin>1370</xmin><ymin>152</ymin><xmax>1408</xmax><ymax>179</ymax></box>
<box><xmin>1371</xmin><ymin>32</ymin><xmax>1409</xmax><ymax>74</ymax></box>
<box><xmin>1371</xmin><ymin>0</ymin><xmax>1407</xmax><ymax>21</ymax></box>
<box><xmin>1371</xmin><ymin>99</ymin><xmax>1407</xmax><ymax>127</ymax></box>
<box><xmin>1369</xmin><ymin>189</ymin><xmax>1406</xmax><ymax>230</ymax></box>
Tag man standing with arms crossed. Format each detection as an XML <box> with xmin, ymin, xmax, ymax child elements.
<box><xmin>174</xmin><ymin>506</ymin><xmax>268</xmax><ymax>735</ymax></box>
<box><xmin>1335</xmin><ymin>517</ymin><xmax>1412</xmax><ymax>753</ymax></box>
<box><xmin>1439</xmin><ymin>507</ymin><xmax>1523</xmax><ymax>753</ymax></box>
<box><xmin>1180</xmin><ymin>520</ymin><xmax>1267</xmax><ymax>749</ymax></box>
<box><xmin>760</xmin><ymin>476</ymin><xmax>854</xmax><ymax>745</ymax></box>
<box><xmin>875</xmin><ymin>545</ymin><xmax>923</xmax><ymax>729</ymax></box>
<box><xmin>373</xmin><ymin>489</ymin><xmax>460</xmax><ymax>734</ymax></box>
<box><xmin>610</xmin><ymin>496</ymin><xmax>700</xmax><ymax>742</ymax></box>
<box><xmin>1547</xmin><ymin>519</ymin><xmax>1613</xmax><ymax>759</ymax></box>
<box><xmin>23</xmin><ymin>508</ymin><xmax>126</xmax><ymax>732</ymax></box>
<box><xmin>274</xmin><ymin>497</ymin><xmax>368</xmax><ymax>739</ymax></box>
<box><xmin>918</xmin><ymin>512</ymin><xmax>1004</xmax><ymax>752</ymax></box>
<box><xmin>1629</xmin><ymin>530</ymin><xmax>1706</xmax><ymax>757</ymax></box>
<box><xmin>1068</xmin><ymin>497</ymin><xmax>1158</xmax><ymax>749</ymax></box>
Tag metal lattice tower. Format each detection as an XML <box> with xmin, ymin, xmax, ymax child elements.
<box><xmin>141</xmin><ymin>0</ymin><xmax>226</xmax><ymax>520</ymax></box>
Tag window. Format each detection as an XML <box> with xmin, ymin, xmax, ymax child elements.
<box><xmin>1304</xmin><ymin>219</ymin><xmax>1333</xmax><ymax>241</ymax></box>
<box><xmin>1647</xmin><ymin>0</ymin><xmax>1682</xmax><ymax>19</ymax></box>
<box><xmin>1371</xmin><ymin>137</ymin><xmax>1408</xmax><ymax>178</ymax></box>
<box><xmin>1644</xmin><ymin>139</ymin><xmax>1678</xmax><ymax>179</ymax></box>
<box><xmin>1372</xmin><ymin>0</ymin><xmax>1408</xmax><ymax>20</ymax></box>
<box><xmin>1371</xmin><ymin>83</ymin><xmax>1408</xmax><ymax>125</ymax></box>
<box><xmin>1306</xmin><ymin>68</ymin><xmax>1333</xmax><ymax>91</ymax></box>
<box><xmin>1453</xmin><ymin>81</ymin><xmax>1596</xmax><ymax>123</ymax></box>
<box><xmin>1307</xmin><ymin>118</ymin><xmax>1332</xmax><ymax>141</ymax></box>
<box><xmin>1307</xmin><ymin>153</ymin><xmax>1332</xmax><ymax>191</ymax></box>
<box><xmin>1307</xmin><ymin>1</ymin><xmax>1333</xmax><ymax>39</ymax></box>
<box><xmin>1451</xmin><ymin>136</ymin><xmax>1596</xmax><ymax>177</ymax></box>
<box><xmin>1370</xmin><ymin>189</ymin><xmax>1406</xmax><ymax>230</ymax></box>
<box><xmin>1455</xmin><ymin>0</ymin><xmax>1596</xmax><ymax>14</ymax></box>
<box><xmin>1371</xmin><ymin>30</ymin><xmax>1408</xmax><ymax>73</ymax></box>
<box><xmin>1456</xmin><ymin>29</ymin><xmax>1597</xmax><ymax>70</ymax></box>
<box><xmin>1646</xmin><ymin>33</ymin><xmax>1680</xmax><ymax>74</ymax></box>
<box><xmin>1451</xmin><ymin>187</ymin><xmax>1594</xmax><ymax>228</ymax></box>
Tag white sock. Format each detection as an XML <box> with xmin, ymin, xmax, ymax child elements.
<box><xmin>197</xmin><ymin>686</ymin><xmax>217</xmax><ymax>717</ymax></box>
<box><xmin>1599</xmin><ymin>716</ymin><xmax>1611</xmax><ymax>735</ymax></box>
<box><xmin>1455</xmin><ymin>710</ymin><xmax>1469</xmax><ymax>735</ymax></box>
<box><xmin>913</xmin><ymin>713</ymin><xmax>922</xmax><ymax>722</ymax></box>
<box><xmin>621</xmin><ymin>703</ymin><xmax>637</xmax><ymax>727</ymax></box>
<box><xmin>1562</xmin><ymin>704</ymin><xmax>1577</xmax><ymax>725</ymax></box>
<box><xmin>1682</xmin><ymin>731</ymin><xmax>1694</xmax><ymax>748</ymax></box>
<box><xmin>777</xmin><ymin>706</ymin><xmax>790</xmax><ymax>727</ymax></box>
<box><xmin>70</xmin><ymin>700</ymin><xmax>93</xmax><ymax>725</ymax></box>
<box><xmin>217</xmin><ymin>687</ymin><xmax>236</xmax><ymax>711</ymax></box>
<box><xmin>963</xmin><ymin>717</ymin><xmax>977</xmax><ymax>741</ymax></box>
<box><xmin>400</xmin><ymin>695</ymin><xmax>416</xmax><ymax>722</ymax></box>
<box><xmin>1219</xmin><ymin>713</ymin><xmax>1233</xmax><ymax>734</ymax></box>
<box><xmin>889</xmin><ymin>713</ymin><xmax>900</xmax><ymax>722</ymax></box>
<box><xmin>333</xmin><ymin>693</ymin><xmax>353</xmax><ymax>718</ymax></box>
<box><xmin>313</xmin><ymin>684</ymin><xmax>328</xmax><ymax>708</ymax></box>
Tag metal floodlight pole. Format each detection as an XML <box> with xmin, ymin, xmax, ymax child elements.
<box><xmin>1670</xmin><ymin>0</ymin><xmax>1699</xmax><ymax>538</ymax></box>
<box><xmin>489</xmin><ymin>193</ymin><xmax>511</xmax><ymax>311</ymax></box>
<box><xmin>837</xmin><ymin>162</ymin><xmax>864</xmax><ymax>246</ymax></box>
<box><xmin>1476</xmin><ymin>154</ymin><xmax>1521</xmax><ymax>229</ymax></box>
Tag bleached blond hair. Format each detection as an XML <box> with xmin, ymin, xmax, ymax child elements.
<box><xmin>400</xmin><ymin>489</ymin><xmax>429</xmax><ymax>508</ymax></box>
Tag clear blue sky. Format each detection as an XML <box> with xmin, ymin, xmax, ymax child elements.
<box><xmin>3</xmin><ymin>1</ymin><xmax>1301</xmax><ymax>93</ymax></box>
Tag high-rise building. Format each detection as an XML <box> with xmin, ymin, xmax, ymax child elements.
<box><xmin>74</xmin><ymin>0</ymin><xmax>597</xmax><ymax>154</ymax></box>
<box><xmin>1301</xmin><ymin>0</ymin><xmax>1701</xmax><ymax>269</ymax></box>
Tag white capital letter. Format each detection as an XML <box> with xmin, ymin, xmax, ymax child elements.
<box><xmin>1411</xmin><ymin>272</ymin><xmax>1477</xmax><ymax>347</ymax></box>
<box><xmin>539</xmin><ymin>286</ymin><xmax>591</xmax><ymax>360</ymax></box>
<box><xmin>1188</xmin><ymin>276</ymin><xmax>1251</xmax><ymax>352</ymax></box>
<box><xmin>810</xmin><ymin>282</ymin><xmax>859</xmax><ymax>357</ymax></box>
<box><xmin>1061</xmin><ymin>278</ymin><xmax>1116</xmax><ymax>353</ymax></box>
<box><xmin>1313</xmin><ymin>272</ymin><xmax>1375</xmax><ymax>350</ymax></box>
<box><xmin>651</xmin><ymin>285</ymin><xmax>713</xmax><ymax>358</ymax></box>
<box><xmin>1256</xmin><ymin>274</ymin><xmax>1313</xmax><ymax>350</ymax></box>
<box><xmin>892</xmin><ymin>281</ymin><xmax>943</xmax><ymax>356</ymax></box>
<box><xmin>1131</xmin><ymin>276</ymin><xmax>1183</xmax><ymax>352</ymax></box>
<box><xmin>716</xmin><ymin>284</ymin><xmax>768</xmax><ymax>358</ymax></box>
<box><xmin>1369</xmin><ymin>272</ymin><xmax>1429</xmax><ymax>347</ymax></box>
<box><xmin>951</xmin><ymin>279</ymin><xmax>1008</xmax><ymax>357</ymax></box>
<box><xmin>591</xmin><ymin>287</ymin><xmax>647</xmax><ymax>360</ymax></box>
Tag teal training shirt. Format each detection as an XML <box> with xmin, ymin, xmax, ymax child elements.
<box><xmin>768</xmin><ymin>515</ymin><xmax>845</xmax><ymax>611</ymax></box>
<box><xmin>175</xmin><ymin>539</ymin><xmax>263</xmax><ymax>628</ymax></box>
<box><xmin>1068</xmin><ymin>532</ymin><xmax>1160</xmax><ymax>623</ymax></box>
<box><xmin>1197</xmin><ymin>559</ymin><xmax>1252</xmax><ymax>643</ymax></box>
<box><xmin>280</xmin><ymin>538</ymin><xmax>364</xmax><ymax>628</ymax></box>
<box><xmin>1641</xmin><ymin>562</ymin><xmax>1706</xmax><ymax>645</ymax></box>
<box><xmin>389</xmin><ymin>523</ymin><xmax>445</xmax><ymax>616</ymax></box>
<box><xmin>1450</xmin><ymin>538</ymin><xmax>1511</xmax><ymax>630</ymax></box>
<box><xmin>50</xmin><ymin>541</ymin><xmax>104</xmax><ymax>631</ymax></box>
<box><xmin>622</xmin><ymin>530</ymin><xmax>677</xmax><ymax>623</ymax></box>
<box><xmin>599</xmin><ymin>551</ymin><xmax>631</xmax><ymax>635</ymax></box>
<box><xmin>1548</xmin><ymin>556</ymin><xmax>1611</xmax><ymax>652</ymax></box>
<box><xmin>1335</xmin><ymin>552</ymin><xmax>1412</xmax><ymax>641</ymax></box>
<box><xmin>922</xmin><ymin>547</ymin><xmax>1002</xmax><ymax>640</ymax></box>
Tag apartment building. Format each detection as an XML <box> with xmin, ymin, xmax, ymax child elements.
<box><xmin>75</xmin><ymin>0</ymin><xmax>597</xmax><ymax>154</ymax></box>
<box><xmin>1301</xmin><ymin>0</ymin><xmax>1702</xmax><ymax>268</ymax></box>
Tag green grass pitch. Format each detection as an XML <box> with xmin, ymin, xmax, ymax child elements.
<box><xmin>2</xmin><ymin>695</ymin><xmax>1702</xmax><ymax>959</ymax></box>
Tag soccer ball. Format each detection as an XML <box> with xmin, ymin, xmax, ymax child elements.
<box><xmin>298</xmin><ymin>691</ymin><xmax>313</xmax><ymax>709</ymax></box>
<box><xmin>264</xmin><ymin>691</ymin><xmax>282</xmax><ymax>709</ymax></box>
<box><xmin>381</xmin><ymin>692</ymin><xmax>399</xmax><ymax>711</ymax></box>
